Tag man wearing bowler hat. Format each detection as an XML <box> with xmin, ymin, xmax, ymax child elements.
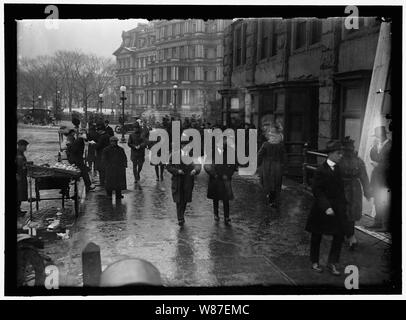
<box><xmin>305</xmin><ymin>140</ymin><xmax>347</xmax><ymax>276</ymax></box>
<box><xmin>369</xmin><ymin>126</ymin><xmax>392</xmax><ymax>231</ymax></box>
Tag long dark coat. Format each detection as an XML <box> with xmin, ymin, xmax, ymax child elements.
<box><xmin>166</xmin><ymin>150</ymin><xmax>201</xmax><ymax>203</ymax></box>
<box><xmin>204</xmin><ymin>146</ymin><xmax>237</xmax><ymax>201</ymax></box>
<box><xmin>128</xmin><ymin>132</ymin><xmax>147</xmax><ymax>162</ymax></box>
<box><xmin>370</xmin><ymin>140</ymin><xmax>391</xmax><ymax>190</ymax></box>
<box><xmin>305</xmin><ymin>161</ymin><xmax>348</xmax><ymax>235</ymax></box>
<box><xmin>16</xmin><ymin>150</ymin><xmax>28</xmax><ymax>202</ymax></box>
<box><xmin>257</xmin><ymin>141</ymin><xmax>286</xmax><ymax>194</ymax></box>
<box><xmin>95</xmin><ymin>132</ymin><xmax>110</xmax><ymax>171</ymax></box>
<box><xmin>67</xmin><ymin>137</ymin><xmax>85</xmax><ymax>166</ymax></box>
<box><xmin>340</xmin><ymin>152</ymin><xmax>370</xmax><ymax>222</ymax></box>
<box><xmin>102</xmin><ymin>144</ymin><xmax>127</xmax><ymax>191</ymax></box>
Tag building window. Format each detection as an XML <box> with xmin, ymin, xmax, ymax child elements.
<box><xmin>260</xmin><ymin>20</ymin><xmax>269</xmax><ymax>59</ymax></box>
<box><xmin>180</xmin><ymin>46</ymin><xmax>185</xmax><ymax>58</ymax></box>
<box><xmin>295</xmin><ymin>21</ymin><xmax>307</xmax><ymax>49</ymax></box>
<box><xmin>310</xmin><ymin>19</ymin><xmax>322</xmax><ymax>45</ymax></box>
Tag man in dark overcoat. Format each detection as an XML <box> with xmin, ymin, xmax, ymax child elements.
<box><xmin>204</xmin><ymin>137</ymin><xmax>238</xmax><ymax>225</ymax></box>
<box><xmin>166</xmin><ymin>137</ymin><xmax>201</xmax><ymax>226</ymax></box>
<box><xmin>369</xmin><ymin>126</ymin><xmax>392</xmax><ymax>231</ymax></box>
<box><xmin>305</xmin><ymin>140</ymin><xmax>347</xmax><ymax>276</ymax></box>
<box><xmin>66</xmin><ymin>129</ymin><xmax>95</xmax><ymax>192</ymax></box>
<box><xmin>128</xmin><ymin>127</ymin><xmax>147</xmax><ymax>183</ymax></box>
<box><xmin>102</xmin><ymin>136</ymin><xmax>127</xmax><ymax>200</ymax></box>
<box><xmin>104</xmin><ymin>119</ymin><xmax>115</xmax><ymax>137</ymax></box>
<box><xmin>93</xmin><ymin>123</ymin><xmax>110</xmax><ymax>186</ymax></box>
<box><xmin>16</xmin><ymin>139</ymin><xmax>29</xmax><ymax>216</ymax></box>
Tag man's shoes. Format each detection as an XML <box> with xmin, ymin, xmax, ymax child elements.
<box><xmin>116</xmin><ymin>195</ymin><xmax>124</xmax><ymax>199</ymax></box>
<box><xmin>178</xmin><ymin>219</ymin><xmax>185</xmax><ymax>226</ymax></box>
<box><xmin>214</xmin><ymin>214</ymin><xmax>219</xmax><ymax>221</ymax></box>
<box><xmin>86</xmin><ymin>186</ymin><xmax>96</xmax><ymax>192</ymax></box>
<box><xmin>311</xmin><ymin>263</ymin><xmax>323</xmax><ymax>273</ymax></box>
<box><xmin>326</xmin><ymin>264</ymin><xmax>341</xmax><ymax>276</ymax></box>
<box><xmin>224</xmin><ymin>218</ymin><xmax>231</xmax><ymax>226</ymax></box>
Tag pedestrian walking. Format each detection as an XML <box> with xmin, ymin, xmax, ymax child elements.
<box><xmin>128</xmin><ymin>127</ymin><xmax>147</xmax><ymax>183</ymax></box>
<box><xmin>257</xmin><ymin>127</ymin><xmax>286</xmax><ymax>208</ymax></box>
<box><xmin>166</xmin><ymin>136</ymin><xmax>201</xmax><ymax>226</ymax></box>
<box><xmin>66</xmin><ymin>129</ymin><xmax>95</xmax><ymax>193</ymax></box>
<box><xmin>104</xmin><ymin>119</ymin><xmax>115</xmax><ymax>137</ymax></box>
<box><xmin>340</xmin><ymin>136</ymin><xmax>371</xmax><ymax>250</ymax></box>
<box><xmin>204</xmin><ymin>136</ymin><xmax>237</xmax><ymax>225</ymax></box>
<box><xmin>86</xmin><ymin>123</ymin><xmax>98</xmax><ymax>175</ymax></box>
<box><xmin>16</xmin><ymin>139</ymin><xmax>29</xmax><ymax>216</ymax></box>
<box><xmin>305</xmin><ymin>140</ymin><xmax>347</xmax><ymax>276</ymax></box>
<box><xmin>102</xmin><ymin>136</ymin><xmax>127</xmax><ymax>201</ymax></box>
<box><xmin>369</xmin><ymin>126</ymin><xmax>392</xmax><ymax>231</ymax></box>
<box><xmin>92</xmin><ymin>123</ymin><xmax>110</xmax><ymax>187</ymax></box>
<box><xmin>150</xmin><ymin>135</ymin><xmax>165</xmax><ymax>181</ymax></box>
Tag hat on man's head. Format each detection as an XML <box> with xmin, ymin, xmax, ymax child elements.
<box><xmin>342</xmin><ymin>136</ymin><xmax>355</xmax><ymax>150</ymax></box>
<box><xmin>321</xmin><ymin>140</ymin><xmax>343</xmax><ymax>154</ymax></box>
<box><xmin>372</xmin><ymin>126</ymin><xmax>387</xmax><ymax>140</ymax></box>
<box><xmin>17</xmin><ymin>139</ymin><xmax>29</xmax><ymax>146</ymax></box>
<box><xmin>110</xmin><ymin>136</ymin><xmax>119</xmax><ymax>142</ymax></box>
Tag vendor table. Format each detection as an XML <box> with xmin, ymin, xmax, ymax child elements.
<box><xmin>27</xmin><ymin>164</ymin><xmax>81</xmax><ymax>219</ymax></box>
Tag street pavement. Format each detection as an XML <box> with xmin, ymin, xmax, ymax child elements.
<box><xmin>17</xmin><ymin>125</ymin><xmax>393</xmax><ymax>291</ymax></box>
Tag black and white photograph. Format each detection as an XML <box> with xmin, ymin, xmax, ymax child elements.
<box><xmin>2</xmin><ymin>1</ymin><xmax>402</xmax><ymax>300</ymax></box>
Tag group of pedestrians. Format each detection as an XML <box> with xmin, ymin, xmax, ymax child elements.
<box><xmin>305</xmin><ymin>126</ymin><xmax>391</xmax><ymax>276</ymax></box>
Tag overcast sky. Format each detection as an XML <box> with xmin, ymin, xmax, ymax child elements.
<box><xmin>17</xmin><ymin>19</ymin><xmax>149</xmax><ymax>60</ymax></box>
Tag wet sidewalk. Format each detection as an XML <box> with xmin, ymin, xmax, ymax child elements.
<box><xmin>43</xmin><ymin>143</ymin><xmax>392</xmax><ymax>291</ymax></box>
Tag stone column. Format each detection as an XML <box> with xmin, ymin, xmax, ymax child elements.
<box><xmin>318</xmin><ymin>18</ymin><xmax>341</xmax><ymax>150</ymax></box>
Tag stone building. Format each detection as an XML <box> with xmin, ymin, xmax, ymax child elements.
<box><xmin>219</xmin><ymin>17</ymin><xmax>387</xmax><ymax>154</ymax></box>
<box><xmin>114</xmin><ymin>19</ymin><xmax>232</xmax><ymax>122</ymax></box>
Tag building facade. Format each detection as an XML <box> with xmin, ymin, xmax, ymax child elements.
<box><xmin>220</xmin><ymin>17</ymin><xmax>389</xmax><ymax>155</ymax></box>
<box><xmin>114</xmin><ymin>19</ymin><xmax>232</xmax><ymax>122</ymax></box>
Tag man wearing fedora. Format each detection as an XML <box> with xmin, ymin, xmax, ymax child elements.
<box><xmin>370</xmin><ymin>126</ymin><xmax>392</xmax><ymax>231</ymax></box>
<box><xmin>305</xmin><ymin>140</ymin><xmax>347</xmax><ymax>276</ymax></box>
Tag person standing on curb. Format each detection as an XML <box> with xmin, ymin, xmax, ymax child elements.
<box><xmin>305</xmin><ymin>140</ymin><xmax>347</xmax><ymax>276</ymax></box>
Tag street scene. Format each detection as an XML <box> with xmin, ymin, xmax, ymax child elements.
<box><xmin>13</xmin><ymin>14</ymin><xmax>397</xmax><ymax>293</ymax></box>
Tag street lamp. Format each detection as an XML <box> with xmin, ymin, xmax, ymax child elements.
<box><xmin>120</xmin><ymin>85</ymin><xmax>127</xmax><ymax>143</ymax></box>
<box><xmin>173</xmin><ymin>84</ymin><xmax>178</xmax><ymax>119</ymax></box>
<box><xmin>98</xmin><ymin>93</ymin><xmax>104</xmax><ymax>113</ymax></box>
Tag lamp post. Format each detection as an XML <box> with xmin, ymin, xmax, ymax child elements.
<box><xmin>173</xmin><ymin>84</ymin><xmax>178</xmax><ymax>120</ymax></box>
<box><xmin>120</xmin><ymin>85</ymin><xmax>127</xmax><ymax>143</ymax></box>
<box><xmin>98</xmin><ymin>93</ymin><xmax>104</xmax><ymax>113</ymax></box>
<box><xmin>38</xmin><ymin>95</ymin><xmax>42</xmax><ymax>109</ymax></box>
